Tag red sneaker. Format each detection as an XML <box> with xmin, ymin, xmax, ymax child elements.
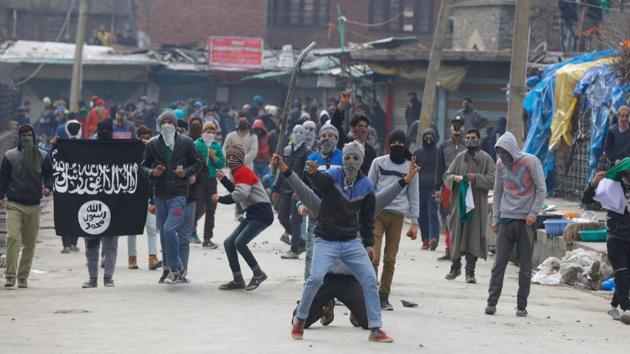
<box><xmin>291</xmin><ymin>317</ymin><xmax>304</xmax><ymax>340</ymax></box>
<box><xmin>368</xmin><ymin>329</ymin><xmax>394</xmax><ymax>343</ymax></box>
<box><xmin>421</xmin><ymin>241</ymin><xmax>430</xmax><ymax>250</ymax></box>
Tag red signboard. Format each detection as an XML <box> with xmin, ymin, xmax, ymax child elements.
<box><xmin>208</xmin><ymin>36</ymin><xmax>263</xmax><ymax>71</ymax></box>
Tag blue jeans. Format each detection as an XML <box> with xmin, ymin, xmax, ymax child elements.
<box><xmin>254</xmin><ymin>160</ymin><xmax>270</xmax><ymax>178</ymax></box>
<box><xmin>418</xmin><ymin>187</ymin><xmax>439</xmax><ymax>242</ymax></box>
<box><xmin>297</xmin><ymin>238</ymin><xmax>382</xmax><ymax>329</ymax></box>
<box><xmin>177</xmin><ymin>201</ymin><xmax>196</xmax><ymax>272</ymax></box>
<box><xmin>128</xmin><ymin>212</ymin><xmax>159</xmax><ymax>257</ymax></box>
<box><xmin>224</xmin><ymin>218</ymin><xmax>267</xmax><ymax>279</ymax></box>
<box><xmin>155</xmin><ymin>196</ymin><xmax>187</xmax><ymax>272</ymax></box>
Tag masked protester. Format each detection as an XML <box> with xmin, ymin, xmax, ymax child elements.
<box><xmin>188</xmin><ymin>116</ymin><xmax>203</xmax><ymax>141</ymax></box>
<box><xmin>272</xmin><ymin>151</ymin><xmax>419</xmax><ymax>332</ymax></box>
<box><xmin>458</xmin><ymin>97</ymin><xmax>488</xmax><ymax>131</ymax></box>
<box><xmin>141</xmin><ymin>110</ymin><xmax>202</xmax><ymax>285</ymax></box>
<box><xmin>252</xmin><ymin>119</ymin><xmax>271</xmax><ymax>178</ymax></box>
<box><xmin>127</xmin><ymin>126</ymin><xmax>163</xmax><ymax>271</ymax></box>
<box><xmin>56</xmin><ymin>119</ymin><xmax>82</xmax><ymax>254</ymax></box>
<box><xmin>213</xmin><ymin>144</ymin><xmax>273</xmax><ymax>291</ymax></box>
<box><xmin>367</xmin><ymin>130</ymin><xmax>419</xmax><ymax>311</ymax></box>
<box><xmin>582</xmin><ymin>160</ymin><xmax>630</xmax><ymax>324</ymax></box>
<box><xmin>81</xmin><ymin>124</ymin><xmax>122</xmax><ymax>288</ymax></box>
<box><xmin>0</xmin><ymin>125</ymin><xmax>53</xmax><ymax>289</ymax></box>
<box><xmin>413</xmin><ymin>128</ymin><xmax>440</xmax><ymax>251</ymax></box>
<box><xmin>486</xmin><ymin>132</ymin><xmax>546</xmax><ymax>317</ymax></box>
<box><xmin>193</xmin><ymin>122</ymin><xmax>225</xmax><ymax>249</ymax></box>
<box><xmin>443</xmin><ymin>128</ymin><xmax>496</xmax><ymax>284</ymax></box>
<box><xmin>291</xmin><ymin>141</ymin><xmax>393</xmax><ymax>343</ymax></box>
<box><xmin>434</xmin><ymin>116</ymin><xmax>466</xmax><ymax>258</ymax></box>
<box><xmin>302</xmin><ymin>120</ymin><xmax>317</xmax><ymax>151</ymax></box>
<box><xmin>299</xmin><ymin>122</ymin><xmax>343</xmax><ymax>279</ymax></box>
<box><xmin>276</xmin><ymin>124</ymin><xmax>310</xmax><ymax>259</ymax></box>
<box><xmin>85</xmin><ymin>98</ymin><xmax>109</xmax><ymax>139</ymax></box>
<box><xmin>223</xmin><ymin>112</ymin><xmax>258</xmax><ymax>221</ymax></box>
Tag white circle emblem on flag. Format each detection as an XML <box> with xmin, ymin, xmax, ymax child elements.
<box><xmin>78</xmin><ymin>200</ymin><xmax>111</xmax><ymax>235</ymax></box>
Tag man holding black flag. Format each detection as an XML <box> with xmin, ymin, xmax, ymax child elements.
<box><xmin>141</xmin><ymin>111</ymin><xmax>202</xmax><ymax>285</ymax></box>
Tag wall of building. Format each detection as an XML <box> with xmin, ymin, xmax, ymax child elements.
<box><xmin>138</xmin><ymin>0</ymin><xmax>269</xmax><ymax>47</ymax></box>
<box><xmin>451</xmin><ymin>0</ymin><xmax>561</xmax><ymax>52</ymax></box>
<box><xmin>0</xmin><ymin>0</ymin><xmax>134</xmax><ymax>42</ymax></box>
<box><xmin>139</xmin><ymin>0</ymin><xmax>438</xmax><ymax>49</ymax></box>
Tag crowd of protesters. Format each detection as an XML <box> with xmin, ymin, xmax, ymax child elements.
<box><xmin>0</xmin><ymin>89</ymin><xmax>628</xmax><ymax>345</ymax></box>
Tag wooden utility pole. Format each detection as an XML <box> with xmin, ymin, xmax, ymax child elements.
<box><xmin>506</xmin><ymin>0</ymin><xmax>530</xmax><ymax>143</ymax></box>
<box><xmin>70</xmin><ymin>0</ymin><xmax>88</xmax><ymax>112</ymax></box>
<box><xmin>416</xmin><ymin>0</ymin><xmax>451</xmax><ymax>144</ymax></box>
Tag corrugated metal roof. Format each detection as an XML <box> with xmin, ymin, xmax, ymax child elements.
<box><xmin>0</xmin><ymin>40</ymin><xmax>160</xmax><ymax>66</ymax></box>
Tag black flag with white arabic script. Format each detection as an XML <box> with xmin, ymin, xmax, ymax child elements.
<box><xmin>52</xmin><ymin>139</ymin><xmax>149</xmax><ymax>237</ymax></box>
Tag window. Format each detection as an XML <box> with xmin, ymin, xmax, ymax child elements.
<box><xmin>271</xmin><ymin>0</ymin><xmax>330</xmax><ymax>27</ymax></box>
<box><xmin>369</xmin><ymin>0</ymin><xmax>433</xmax><ymax>33</ymax></box>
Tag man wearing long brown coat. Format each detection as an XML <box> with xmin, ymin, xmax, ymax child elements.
<box><xmin>443</xmin><ymin>128</ymin><xmax>496</xmax><ymax>284</ymax></box>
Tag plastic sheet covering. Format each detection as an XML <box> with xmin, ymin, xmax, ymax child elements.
<box><xmin>549</xmin><ymin>58</ymin><xmax>614</xmax><ymax>149</ymax></box>
<box><xmin>523</xmin><ymin>50</ymin><xmax>616</xmax><ymax>193</ymax></box>
<box><xmin>573</xmin><ymin>64</ymin><xmax>630</xmax><ymax>180</ymax></box>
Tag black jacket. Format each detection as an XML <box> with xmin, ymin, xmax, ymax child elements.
<box><xmin>307</xmin><ymin>168</ymin><xmax>376</xmax><ymax>246</ymax></box>
<box><xmin>141</xmin><ymin>134</ymin><xmax>202</xmax><ymax>199</ymax></box>
<box><xmin>0</xmin><ymin>130</ymin><xmax>53</xmax><ymax>206</ymax></box>
<box><xmin>582</xmin><ymin>184</ymin><xmax>630</xmax><ymax>241</ymax></box>
<box><xmin>413</xmin><ymin>128</ymin><xmax>438</xmax><ymax>189</ymax></box>
<box><xmin>276</xmin><ymin>143</ymin><xmax>309</xmax><ymax>194</ymax></box>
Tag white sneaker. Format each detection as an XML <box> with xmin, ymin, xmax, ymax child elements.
<box><xmin>620</xmin><ymin>310</ymin><xmax>630</xmax><ymax>325</ymax></box>
<box><xmin>608</xmin><ymin>306</ymin><xmax>621</xmax><ymax>321</ymax></box>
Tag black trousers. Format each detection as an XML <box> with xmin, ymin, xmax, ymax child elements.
<box><xmin>278</xmin><ymin>192</ymin><xmax>304</xmax><ymax>253</ymax></box>
<box><xmin>293</xmin><ymin>273</ymin><xmax>368</xmax><ymax>329</ymax></box>
<box><xmin>608</xmin><ymin>236</ymin><xmax>630</xmax><ymax>311</ymax></box>
<box><xmin>61</xmin><ymin>236</ymin><xmax>78</xmax><ymax>247</ymax></box>
<box><xmin>487</xmin><ymin>220</ymin><xmax>534</xmax><ymax>309</ymax></box>
<box><xmin>194</xmin><ymin>178</ymin><xmax>218</xmax><ymax>241</ymax></box>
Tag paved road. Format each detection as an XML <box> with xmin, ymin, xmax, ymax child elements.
<box><xmin>0</xmin><ymin>198</ymin><xmax>626</xmax><ymax>353</ymax></box>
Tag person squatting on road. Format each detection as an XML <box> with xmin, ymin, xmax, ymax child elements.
<box><xmin>141</xmin><ymin>110</ymin><xmax>202</xmax><ymax>285</ymax></box>
<box><xmin>367</xmin><ymin>129</ymin><xmax>419</xmax><ymax>311</ymax></box>
<box><xmin>213</xmin><ymin>144</ymin><xmax>274</xmax><ymax>291</ymax></box>
<box><xmin>290</xmin><ymin>141</ymin><xmax>394</xmax><ymax>343</ymax></box>
<box><xmin>0</xmin><ymin>124</ymin><xmax>53</xmax><ymax>289</ymax></box>
<box><xmin>273</xmin><ymin>151</ymin><xmax>420</xmax><ymax>330</ymax></box>
<box><xmin>582</xmin><ymin>158</ymin><xmax>630</xmax><ymax>325</ymax></box>
<box><xmin>486</xmin><ymin>132</ymin><xmax>546</xmax><ymax>317</ymax></box>
<box><xmin>443</xmin><ymin>128</ymin><xmax>496</xmax><ymax>284</ymax></box>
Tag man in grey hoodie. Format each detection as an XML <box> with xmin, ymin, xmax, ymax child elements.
<box><xmin>486</xmin><ymin>132</ymin><xmax>546</xmax><ymax>317</ymax></box>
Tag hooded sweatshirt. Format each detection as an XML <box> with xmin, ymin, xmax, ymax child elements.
<box><xmin>413</xmin><ymin>128</ymin><xmax>438</xmax><ymax>188</ymax></box>
<box><xmin>492</xmin><ymin>132</ymin><xmax>546</xmax><ymax>222</ymax></box>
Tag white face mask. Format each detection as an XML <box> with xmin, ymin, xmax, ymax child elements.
<box><xmin>202</xmin><ymin>132</ymin><xmax>215</xmax><ymax>146</ymax></box>
<box><xmin>160</xmin><ymin>123</ymin><xmax>176</xmax><ymax>150</ymax></box>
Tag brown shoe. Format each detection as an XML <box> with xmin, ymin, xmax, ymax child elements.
<box><xmin>148</xmin><ymin>255</ymin><xmax>162</xmax><ymax>270</ymax></box>
<box><xmin>128</xmin><ymin>256</ymin><xmax>139</xmax><ymax>270</ymax></box>
<box><xmin>17</xmin><ymin>279</ymin><xmax>28</xmax><ymax>288</ymax></box>
<box><xmin>4</xmin><ymin>277</ymin><xmax>15</xmax><ymax>288</ymax></box>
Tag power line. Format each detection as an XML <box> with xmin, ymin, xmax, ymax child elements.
<box><xmin>14</xmin><ymin>0</ymin><xmax>77</xmax><ymax>86</ymax></box>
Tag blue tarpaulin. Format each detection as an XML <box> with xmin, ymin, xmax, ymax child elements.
<box><xmin>523</xmin><ymin>50</ymin><xmax>618</xmax><ymax>194</ymax></box>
